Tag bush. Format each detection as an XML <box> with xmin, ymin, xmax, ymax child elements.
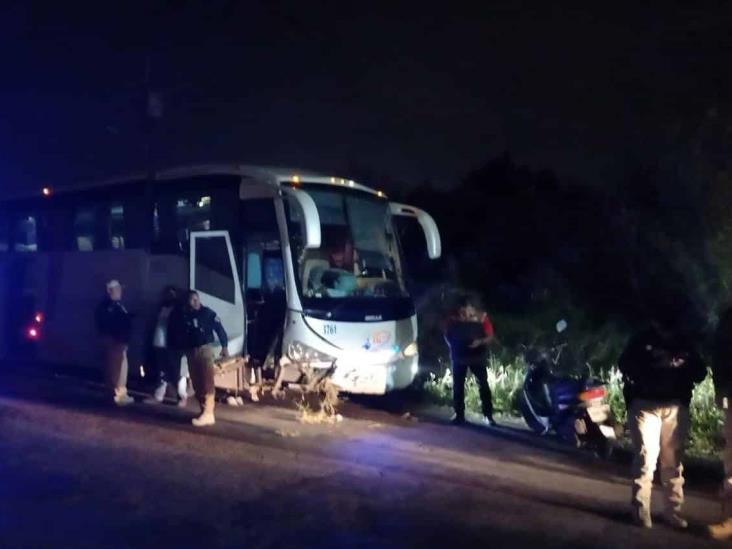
<box><xmin>688</xmin><ymin>372</ymin><xmax>724</xmax><ymax>457</ymax></box>
<box><xmin>424</xmin><ymin>359</ymin><xmax>724</xmax><ymax>458</ymax></box>
<box><xmin>423</xmin><ymin>355</ymin><xmax>527</xmax><ymax>417</ymax></box>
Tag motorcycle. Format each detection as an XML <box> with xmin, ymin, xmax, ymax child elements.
<box><xmin>518</xmin><ymin>320</ymin><xmax>620</xmax><ymax>457</ymax></box>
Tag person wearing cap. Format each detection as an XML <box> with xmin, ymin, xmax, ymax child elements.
<box><xmin>94</xmin><ymin>279</ymin><xmax>134</xmax><ymax>406</ymax></box>
<box><xmin>168</xmin><ymin>290</ymin><xmax>228</xmax><ymax>426</ymax></box>
<box><xmin>618</xmin><ymin>305</ymin><xmax>706</xmax><ymax>529</ymax></box>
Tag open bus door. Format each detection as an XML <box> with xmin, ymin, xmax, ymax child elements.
<box><xmin>189</xmin><ymin>231</ymin><xmax>245</xmax><ymax>356</ymax></box>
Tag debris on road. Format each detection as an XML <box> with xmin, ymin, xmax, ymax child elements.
<box><xmin>275</xmin><ymin>429</ymin><xmax>301</xmax><ymax>438</ymax></box>
<box><xmin>295</xmin><ymin>376</ymin><xmax>342</xmax><ymax>424</ymax></box>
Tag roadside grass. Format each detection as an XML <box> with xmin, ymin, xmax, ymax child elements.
<box><xmin>423</xmin><ymin>358</ymin><xmax>724</xmax><ymax>458</ymax></box>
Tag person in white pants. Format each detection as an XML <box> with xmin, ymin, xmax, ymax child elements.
<box><xmin>709</xmin><ymin>306</ymin><xmax>732</xmax><ymax>539</ymax></box>
<box><xmin>151</xmin><ymin>286</ymin><xmax>189</xmax><ymax>406</ymax></box>
<box><xmin>619</xmin><ymin>314</ymin><xmax>705</xmax><ymax>529</ymax></box>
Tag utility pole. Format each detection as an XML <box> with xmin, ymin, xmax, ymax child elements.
<box><xmin>142</xmin><ymin>52</ymin><xmax>163</xmax><ymax>245</ymax></box>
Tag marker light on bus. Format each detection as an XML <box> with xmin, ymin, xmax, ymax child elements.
<box><xmin>402</xmin><ymin>341</ymin><xmax>418</xmax><ymax>358</ymax></box>
<box><xmin>330</xmin><ymin>177</ymin><xmax>336</xmax><ymax>183</ymax></box>
<box><xmin>292</xmin><ymin>175</ymin><xmax>300</xmax><ymax>183</ymax></box>
<box><xmin>34</xmin><ymin>312</ymin><xmax>44</xmax><ymax>323</ymax></box>
<box><xmin>27</xmin><ymin>327</ymin><xmax>39</xmax><ymax>339</ymax></box>
<box><xmin>42</xmin><ymin>187</ymin><xmax>52</xmax><ymax>196</ymax></box>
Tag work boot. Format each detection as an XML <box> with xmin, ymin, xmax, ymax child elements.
<box><xmin>114</xmin><ymin>394</ymin><xmax>134</xmax><ymax>407</ymax></box>
<box><xmin>113</xmin><ymin>386</ymin><xmax>134</xmax><ymax>406</ymax></box>
<box><xmin>192</xmin><ymin>412</ymin><xmax>215</xmax><ymax>426</ymax></box>
<box><xmin>153</xmin><ymin>381</ymin><xmax>167</xmax><ymax>403</ymax></box>
<box><xmin>632</xmin><ymin>506</ymin><xmax>653</xmax><ymax>529</ymax></box>
<box><xmin>192</xmin><ymin>395</ymin><xmax>215</xmax><ymax>427</ymax></box>
<box><xmin>450</xmin><ymin>413</ymin><xmax>465</xmax><ymax>426</ymax></box>
<box><xmin>708</xmin><ymin>518</ymin><xmax>732</xmax><ymax>540</ymax></box>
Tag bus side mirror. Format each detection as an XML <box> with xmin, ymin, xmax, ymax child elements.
<box><xmin>389</xmin><ymin>202</ymin><xmax>442</xmax><ymax>259</ymax></box>
<box><xmin>281</xmin><ymin>187</ymin><xmax>321</xmax><ymax>249</ymax></box>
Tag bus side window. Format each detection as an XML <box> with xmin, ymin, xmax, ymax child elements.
<box><xmin>152</xmin><ymin>199</ymin><xmax>178</xmax><ymax>253</ymax></box>
<box><xmin>74</xmin><ymin>206</ymin><xmax>96</xmax><ymax>251</ymax></box>
<box><xmin>0</xmin><ymin>213</ymin><xmax>9</xmax><ymax>252</ymax></box>
<box><xmin>109</xmin><ymin>203</ymin><xmax>125</xmax><ymax>250</ymax></box>
<box><xmin>176</xmin><ymin>196</ymin><xmax>211</xmax><ymax>251</ymax></box>
<box><xmin>153</xmin><ymin>194</ymin><xmax>212</xmax><ymax>254</ymax></box>
<box><xmin>123</xmin><ymin>186</ymin><xmax>152</xmax><ymax>249</ymax></box>
<box><xmin>13</xmin><ymin>214</ymin><xmax>38</xmax><ymax>252</ymax></box>
<box><xmin>73</xmin><ymin>202</ymin><xmax>126</xmax><ymax>251</ymax></box>
<box><xmin>195</xmin><ymin>235</ymin><xmax>235</xmax><ymax>304</ymax></box>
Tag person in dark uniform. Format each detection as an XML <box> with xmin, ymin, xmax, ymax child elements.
<box><xmin>169</xmin><ymin>290</ymin><xmax>228</xmax><ymax>426</ymax></box>
<box><xmin>443</xmin><ymin>296</ymin><xmax>495</xmax><ymax>426</ymax></box>
<box><xmin>94</xmin><ymin>279</ymin><xmax>133</xmax><ymax>406</ymax></box>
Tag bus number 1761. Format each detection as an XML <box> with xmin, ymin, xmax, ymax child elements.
<box><xmin>324</xmin><ymin>324</ymin><xmax>337</xmax><ymax>336</ymax></box>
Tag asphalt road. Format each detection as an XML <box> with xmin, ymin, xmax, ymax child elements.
<box><xmin>0</xmin><ymin>370</ymin><xmax>726</xmax><ymax>549</ymax></box>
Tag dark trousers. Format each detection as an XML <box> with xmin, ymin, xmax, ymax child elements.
<box><xmin>452</xmin><ymin>360</ymin><xmax>493</xmax><ymax>419</ymax></box>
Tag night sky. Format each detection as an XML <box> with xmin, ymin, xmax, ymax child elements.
<box><xmin>1</xmin><ymin>2</ymin><xmax>730</xmax><ymax>192</ymax></box>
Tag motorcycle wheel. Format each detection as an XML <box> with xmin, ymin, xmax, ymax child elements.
<box><xmin>597</xmin><ymin>438</ymin><xmax>614</xmax><ymax>460</ymax></box>
<box><xmin>518</xmin><ymin>390</ymin><xmax>550</xmax><ymax>435</ymax></box>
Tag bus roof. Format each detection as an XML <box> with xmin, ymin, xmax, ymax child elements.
<box><xmin>4</xmin><ymin>164</ymin><xmax>383</xmax><ymax>201</ymax></box>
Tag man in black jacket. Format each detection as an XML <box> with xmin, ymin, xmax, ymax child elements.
<box><xmin>95</xmin><ymin>279</ymin><xmax>133</xmax><ymax>406</ymax></box>
<box><xmin>619</xmin><ymin>313</ymin><xmax>705</xmax><ymax>529</ymax></box>
<box><xmin>169</xmin><ymin>290</ymin><xmax>228</xmax><ymax>427</ymax></box>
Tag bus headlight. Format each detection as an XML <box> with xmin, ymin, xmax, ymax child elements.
<box><xmin>287</xmin><ymin>341</ymin><xmax>335</xmax><ymax>365</ymax></box>
<box><xmin>402</xmin><ymin>341</ymin><xmax>418</xmax><ymax>358</ymax></box>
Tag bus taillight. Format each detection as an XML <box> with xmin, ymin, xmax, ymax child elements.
<box><xmin>26</xmin><ymin>311</ymin><xmax>44</xmax><ymax>340</ymax></box>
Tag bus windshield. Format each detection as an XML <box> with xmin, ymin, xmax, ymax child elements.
<box><xmin>286</xmin><ymin>187</ymin><xmax>407</xmax><ymax>300</ymax></box>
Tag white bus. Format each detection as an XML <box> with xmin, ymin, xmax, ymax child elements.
<box><xmin>0</xmin><ymin>164</ymin><xmax>441</xmax><ymax>395</ymax></box>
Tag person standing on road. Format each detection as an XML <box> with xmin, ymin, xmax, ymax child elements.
<box><xmin>150</xmin><ymin>286</ymin><xmax>188</xmax><ymax>407</ymax></box>
<box><xmin>169</xmin><ymin>290</ymin><xmax>228</xmax><ymax>427</ymax></box>
<box><xmin>95</xmin><ymin>279</ymin><xmax>134</xmax><ymax>406</ymax></box>
<box><xmin>443</xmin><ymin>296</ymin><xmax>496</xmax><ymax>426</ymax></box>
<box><xmin>618</xmin><ymin>309</ymin><xmax>705</xmax><ymax>529</ymax></box>
<box><xmin>708</xmin><ymin>305</ymin><xmax>732</xmax><ymax>539</ymax></box>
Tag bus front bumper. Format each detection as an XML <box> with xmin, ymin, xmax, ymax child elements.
<box><xmin>329</xmin><ymin>354</ymin><xmax>419</xmax><ymax>395</ymax></box>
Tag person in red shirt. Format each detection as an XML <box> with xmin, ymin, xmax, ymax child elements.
<box><xmin>443</xmin><ymin>296</ymin><xmax>496</xmax><ymax>426</ymax></box>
